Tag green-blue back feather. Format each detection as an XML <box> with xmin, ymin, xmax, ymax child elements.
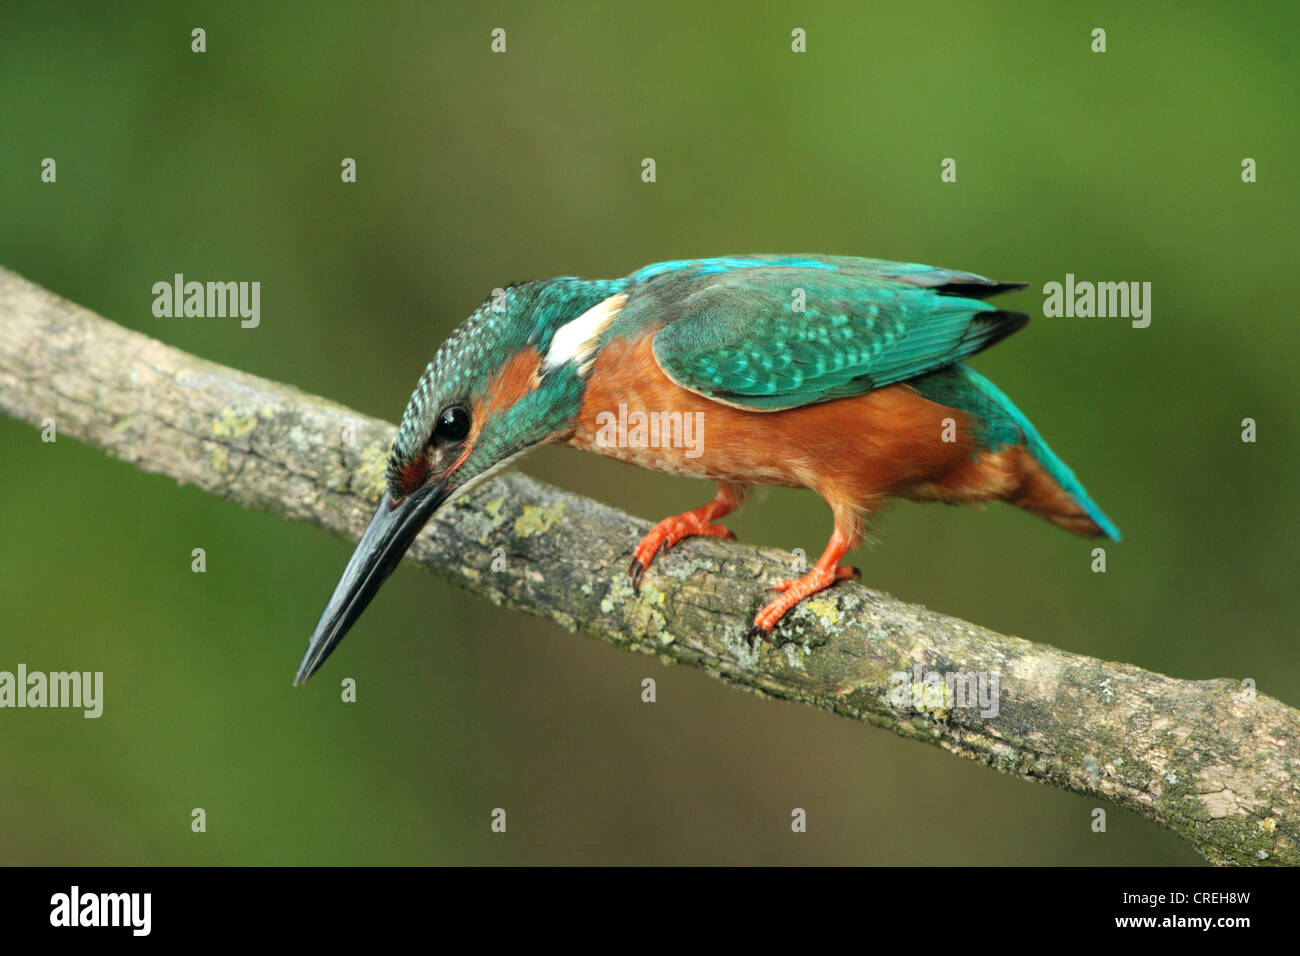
<box><xmin>627</xmin><ymin>256</ymin><xmax>1027</xmax><ymax>410</ymax></box>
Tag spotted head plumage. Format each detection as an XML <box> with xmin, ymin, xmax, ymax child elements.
<box><xmin>386</xmin><ymin>277</ymin><xmax>628</xmax><ymax>504</ymax></box>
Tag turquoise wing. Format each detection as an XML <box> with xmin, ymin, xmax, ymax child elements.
<box><xmin>637</xmin><ymin>257</ymin><xmax>1028</xmax><ymax>411</ymax></box>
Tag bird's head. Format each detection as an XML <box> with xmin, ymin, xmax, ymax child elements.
<box><xmin>294</xmin><ymin>279</ymin><xmax>627</xmax><ymax>683</ymax></box>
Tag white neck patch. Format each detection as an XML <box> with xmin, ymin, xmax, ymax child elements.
<box><xmin>542</xmin><ymin>293</ymin><xmax>628</xmax><ymax>375</ymax></box>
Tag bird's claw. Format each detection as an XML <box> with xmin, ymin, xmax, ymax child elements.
<box><xmin>628</xmin><ymin>542</ymin><xmax>665</xmax><ymax>594</ymax></box>
<box><xmin>766</xmin><ymin>565</ymin><xmax>860</xmax><ymax>593</ymax></box>
<box><xmin>628</xmin><ymin>512</ymin><xmax>737</xmax><ymax>596</ymax></box>
<box><xmin>752</xmin><ymin>564</ymin><xmax>860</xmax><ymax>632</ymax></box>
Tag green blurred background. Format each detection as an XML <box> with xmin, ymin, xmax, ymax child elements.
<box><xmin>1</xmin><ymin>1</ymin><xmax>1296</xmax><ymax>865</ymax></box>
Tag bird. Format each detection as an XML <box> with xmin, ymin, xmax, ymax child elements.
<box><xmin>294</xmin><ymin>254</ymin><xmax>1119</xmax><ymax>684</ymax></box>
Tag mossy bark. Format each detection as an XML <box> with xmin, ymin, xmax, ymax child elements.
<box><xmin>1</xmin><ymin>266</ymin><xmax>1295</xmax><ymax>865</ymax></box>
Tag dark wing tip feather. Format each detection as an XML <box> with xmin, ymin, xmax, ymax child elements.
<box><xmin>964</xmin><ymin>308</ymin><xmax>1030</xmax><ymax>357</ymax></box>
<box><xmin>937</xmin><ymin>280</ymin><xmax>1030</xmax><ymax>300</ymax></box>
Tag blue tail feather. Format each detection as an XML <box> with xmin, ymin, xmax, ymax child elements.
<box><xmin>958</xmin><ymin>366</ymin><xmax>1121</xmax><ymax>541</ymax></box>
<box><xmin>910</xmin><ymin>365</ymin><xmax>1120</xmax><ymax>540</ymax></box>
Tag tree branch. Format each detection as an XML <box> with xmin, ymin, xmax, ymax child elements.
<box><xmin>1</xmin><ymin>266</ymin><xmax>1295</xmax><ymax>865</ymax></box>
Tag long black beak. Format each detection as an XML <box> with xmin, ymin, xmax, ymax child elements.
<box><xmin>294</xmin><ymin>481</ymin><xmax>449</xmax><ymax>685</ymax></box>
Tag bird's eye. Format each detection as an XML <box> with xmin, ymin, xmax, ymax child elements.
<box><xmin>432</xmin><ymin>406</ymin><xmax>471</xmax><ymax>445</ymax></box>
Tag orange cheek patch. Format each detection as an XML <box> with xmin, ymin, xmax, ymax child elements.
<box><xmin>483</xmin><ymin>349</ymin><xmax>544</xmax><ymax>417</ymax></box>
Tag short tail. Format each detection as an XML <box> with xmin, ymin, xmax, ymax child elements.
<box><xmin>963</xmin><ymin>367</ymin><xmax>1121</xmax><ymax>541</ymax></box>
<box><xmin>1011</xmin><ymin>445</ymin><xmax>1121</xmax><ymax>540</ymax></box>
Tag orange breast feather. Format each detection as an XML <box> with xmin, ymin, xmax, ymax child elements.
<box><xmin>570</xmin><ymin>334</ymin><xmax>1001</xmax><ymax>521</ymax></box>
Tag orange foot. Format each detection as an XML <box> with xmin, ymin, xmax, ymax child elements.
<box><xmin>753</xmin><ymin>565</ymin><xmax>859</xmax><ymax>633</ymax></box>
<box><xmin>628</xmin><ymin>483</ymin><xmax>746</xmax><ymax>593</ymax></box>
<box><xmin>628</xmin><ymin>513</ymin><xmax>734</xmax><ymax>592</ymax></box>
<box><xmin>751</xmin><ymin>522</ymin><xmax>861</xmax><ymax>637</ymax></box>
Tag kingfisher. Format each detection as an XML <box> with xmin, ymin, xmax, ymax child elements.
<box><xmin>294</xmin><ymin>255</ymin><xmax>1119</xmax><ymax>683</ymax></box>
